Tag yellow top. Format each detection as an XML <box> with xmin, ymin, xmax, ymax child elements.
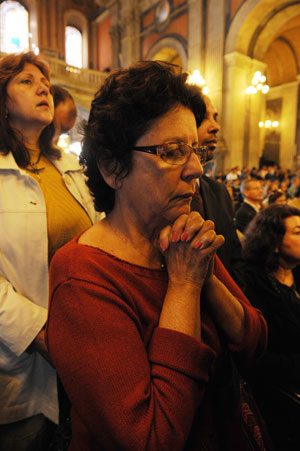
<box><xmin>25</xmin><ymin>148</ymin><xmax>92</xmax><ymax>262</ymax></box>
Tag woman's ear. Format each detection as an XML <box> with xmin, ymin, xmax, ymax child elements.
<box><xmin>98</xmin><ymin>163</ymin><xmax>122</xmax><ymax>189</ymax></box>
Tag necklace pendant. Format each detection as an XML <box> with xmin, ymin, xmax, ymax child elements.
<box><xmin>27</xmin><ymin>162</ymin><xmax>45</xmax><ymax>180</ymax></box>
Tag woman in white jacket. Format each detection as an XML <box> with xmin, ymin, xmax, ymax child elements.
<box><xmin>0</xmin><ymin>52</ymin><xmax>98</xmax><ymax>450</ymax></box>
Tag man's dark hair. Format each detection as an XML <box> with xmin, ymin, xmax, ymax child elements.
<box><xmin>81</xmin><ymin>60</ymin><xmax>206</xmax><ymax>214</ymax></box>
<box><xmin>242</xmin><ymin>204</ymin><xmax>300</xmax><ymax>272</ymax></box>
<box><xmin>51</xmin><ymin>84</ymin><xmax>75</xmax><ymax>108</ymax></box>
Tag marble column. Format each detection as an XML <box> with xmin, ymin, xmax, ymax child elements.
<box><xmin>119</xmin><ymin>0</ymin><xmax>140</xmax><ymax>68</ymax></box>
<box><xmin>204</xmin><ymin>0</ymin><xmax>226</xmax><ymax>171</ymax></box>
<box><xmin>223</xmin><ymin>51</ymin><xmax>252</xmax><ymax>170</ymax></box>
<box><xmin>187</xmin><ymin>0</ymin><xmax>204</xmax><ymax>74</ymax></box>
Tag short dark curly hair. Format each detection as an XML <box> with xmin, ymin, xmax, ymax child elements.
<box><xmin>242</xmin><ymin>204</ymin><xmax>300</xmax><ymax>272</ymax></box>
<box><xmin>80</xmin><ymin>61</ymin><xmax>206</xmax><ymax>214</ymax></box>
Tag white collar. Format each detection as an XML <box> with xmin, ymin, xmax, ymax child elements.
<box><xmin>244</xmin><ymin>199</ymin><xmax>261</xmax><ymax>212</ymax></box>
<box><xmin>0</xmin><ymin>150</ymin><xmax>82</xmax><ymax>174</ymax></box>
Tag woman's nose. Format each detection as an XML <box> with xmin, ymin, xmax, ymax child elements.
<box><xmin>183</xmin><ymin>151</ymin><xmax>203</xmax><ymax>180</ymax></box>
<box><xmin>37</xmin><ymin>82</ymin><xmax>49</xmax><ymax>96</ymax></box>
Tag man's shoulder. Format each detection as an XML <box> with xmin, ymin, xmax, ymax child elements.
<box><xmin>235</xmin><ymin>201</ymin><xmax>256</xmax><ymax>215</ymax></box>
<box><xmin>200</xmin><ymin>174</ymin><xmax>228</xmax><ymax>195</ymax></box>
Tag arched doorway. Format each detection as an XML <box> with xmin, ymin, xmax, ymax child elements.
<box><xmin>146</xmin><ymin>36</ymin><xmax>187</xmax><ymax>69</ymax></box>
<box><xmin>224</xmin><ymin>0</ymin><xmax>300</xmax><ymax>170</ymax></box>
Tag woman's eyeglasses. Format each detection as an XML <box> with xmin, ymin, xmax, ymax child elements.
<box><xmin>130</xmin><ymin>142</ymin><xmax>208</xmax><ymax>165</ymax></box>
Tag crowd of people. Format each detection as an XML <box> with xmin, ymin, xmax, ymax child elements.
<box><xmin>211</xmin><ymin>164</ymin><xmax>300</xmax><ymax>210</ymax></box>
<box><xmin>0</xmin><ymin>50</ymin><xmax>300</xmax><ymax>451</ymax></box>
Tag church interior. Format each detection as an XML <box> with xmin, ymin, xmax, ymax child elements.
<box><xmin>1</xmin><ymin>0</ymin><xmax>300</xmax><ymax>172</ymax></box>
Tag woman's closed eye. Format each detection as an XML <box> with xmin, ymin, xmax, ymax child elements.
<box><xmin>20</xmin><ymin>79</ymin><xmax>32</xmax><ymax>85</ymax></box>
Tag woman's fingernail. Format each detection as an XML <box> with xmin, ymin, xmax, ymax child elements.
<box><xmin>160</xmin><ymin>240</ymin><xmax>167</xmax><ymax>251</ymax></box>
<box><xmin>171</xmin><ymin>232</ymin><xmax>179</xmax><ymax>242</ymax></box>
<box><xmin>195</xmin><ymin>241</ymin><xmax>205</xmax><ymax>249</ymax></box>
<box><xmin>181</xmin><ymin>232</ymin><xmax>188</xmax><ymax>242</ymax></box>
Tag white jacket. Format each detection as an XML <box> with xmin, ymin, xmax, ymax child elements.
<box><xmin>0</xmin><ymin>151</ymin><xmax>99</xmax><ymax>424</ymax></box>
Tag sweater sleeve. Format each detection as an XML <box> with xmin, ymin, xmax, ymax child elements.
<box><xmin>47</xmin><ymin>277</ymin><xmax>216</xmax><ymax>451</ymax></box>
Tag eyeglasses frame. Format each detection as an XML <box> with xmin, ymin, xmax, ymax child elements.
<box><xmin>129</xmin><ymin>142</ymin><xmax>208</xmax><ymax>165</ymax></box>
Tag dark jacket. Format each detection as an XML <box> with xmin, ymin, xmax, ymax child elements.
<box><xmin>244</xmin><ymin>264</ymin><xmax>300</xmax><ymax>449</ymax></box>
<box><xmin>244</xmin><ymin>265</ymin><xmax>300</xmax><ymax>388</ymax></box>
<box><xmin>234</xmin><ymin>201</ymin><xmax>257</xmax><ymax>233</ymax></box>
<box><xmin>191</xmin><ymin>175</ymin><xmax>245</xmax><ymax>290</ymax></box>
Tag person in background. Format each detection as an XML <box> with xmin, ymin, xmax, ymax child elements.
<box><xmin>0</xmin><ymin>52</ymin><xmax>98</xmax><ymax>451</ymax></box>
<box><xmin>264</xmin><ymin>189</ymin><xmax>287</xmax><ymax>207</ymax></box>
<box><xmin>287</xmin><ymin>175</ymin><xmax>300</xmax><ymax>199</ymax></box>
<box><xmin>46</xmin><ymin>61</ymin><xmax>268</xmax><ymax>451</ymax></box>
<box><xmin>51</xmin><ymin>84</ymin><xmax>77</xmax><ymax>145</ymax></box>
<box><xmin>288</xmin><ymin>185</ymin><xmax>300</xmax><ymax>209</ymax></box>
<box><xmin>242</xmin><ymin>204</ymin><xmax>300</xmax><ymax>450</ymax></box>
<box><xmin>235</xmin><ymin>178</ymin><xmax>263</xmax><ymax>234</ymax></box>
<box><xmin>191</xmin><ymin>95</ymin><xmax>245</xmax><ymax>288</ymax></box>
<box><xmin>226</xmin><ymin>166</ymin><xmax>240</xmax><ymax>182</ymax></box>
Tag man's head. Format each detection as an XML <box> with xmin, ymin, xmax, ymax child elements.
<box><xmin>241</xmin><ymin>179</ymin><xmax>263</xmax><ymax>204</ymax></box>
<box><xmin>197</xmin><ymin>95</ymin><xmax>220</xmax><ymax>162</ymax></box>
<box><xmin>51</xmin><ymin>84</ymin><xmax>77</xmax><ymax>144</ymax></box>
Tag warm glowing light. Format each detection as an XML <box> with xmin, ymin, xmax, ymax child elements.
<box><xmin>246</xmin><ymin>72</ymin><xmax>269</xmax><ymax>95</ymax></box>
<box><xmin>187</xmin><ymin>70</ymin><xmax>206</xmax><ymax>87</ymax></box>
<box><xmin>258</xmin><ymin>120</ymin><xmax>280</xmax><ymax>128</ymax></box>
<box><xmin>246</xmin><ymin>86</ymin><xmax>257</xmax><ymax>94</ymax></box>
<box><xmin>252</xmin><ymin>71</ymin><xmax>261</xmax><ymax>85</ymax></box>
<box><xmin>187</xmin><ymin>70</ymin><xmax>209</xmax><ymax>94</ymax></box>
<box><xmin>262</xmin><ymin>85</ymin><xmax>269</xmax><ymax>94</ymax></box>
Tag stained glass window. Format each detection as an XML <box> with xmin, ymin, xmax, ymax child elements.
<box><xmin>65</xmin><ymin>26</ymin><xmax>82</xmax><ymax>68</ymax></box>
<box><xmin>0</xmin><ymin>1</ymin><xmax>29</xmax><ymax>53</ymax></box>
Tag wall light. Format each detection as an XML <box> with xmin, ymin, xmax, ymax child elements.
<box><xmin>258</xmin><ymin>120</ymin><xmax>279</xmax><ymax>128</ymax></box>
<box><xmin>187</xmin><ymin>69</ymin><xmax>209</xmax><ymax>94</ymax></box>
<box><xmin>246</xmin><ymin>71</ymin><xmax>269</xmax><ymax>95</ymax></box>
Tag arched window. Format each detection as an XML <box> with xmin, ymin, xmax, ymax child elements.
<box><xmin>0</xmin><ymin>1</ymin><xmax>29</xmax><ymax>53</ymax></box>
<box><xmin>65</xmin><ymin>26</ymin><xmax>82</xmax><ymax>68</ymax></box>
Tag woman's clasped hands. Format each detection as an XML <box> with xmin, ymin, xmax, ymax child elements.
<box><xmin>158</xmin><ymin>211</ymin><xmax>225</xmax><ymax>288</ymax></box>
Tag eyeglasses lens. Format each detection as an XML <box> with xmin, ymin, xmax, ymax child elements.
<box><xmin>163</xmin><ymin>143</ymin><xmax>207</xmax><ymax>165</ymax></box>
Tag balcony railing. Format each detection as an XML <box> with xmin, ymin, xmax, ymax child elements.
<box><xmin>49</xmin><ymin>57</ymin><xmax>108</xmax><ymax>93</ymax></box>
<box><xmin>0</xmin><ymin>51</ymin><xmax>108</xmax><ymax>94</ymax></box>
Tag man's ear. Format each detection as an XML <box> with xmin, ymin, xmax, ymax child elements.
<box><xmin>98</xmin><ymin>163</ymin><xmax>122</xmax><ymax>189</ymax></box>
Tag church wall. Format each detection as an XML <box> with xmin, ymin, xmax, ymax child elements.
<box><xmin>229</xmin><ymin>0</ymin><xmax>245</xmax><ymax>19</ymax></box>
<box><xmin>97</xmin><ymin>15</ymin><xmax>112</xmax><ymax>71</ymax></box>
<box><xmin>141</xmin><ymin>13</ymin><xmax>188</xmax><ymax>60</ymax></box>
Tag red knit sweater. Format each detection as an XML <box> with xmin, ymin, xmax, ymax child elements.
<box><xmin>46</xmin><ymin>235</ymin><xmax>267</xmax><ymax>451</ymax></box>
